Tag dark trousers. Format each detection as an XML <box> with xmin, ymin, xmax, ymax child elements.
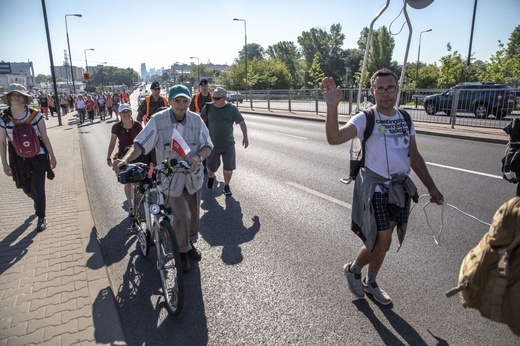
<box><xmin>20</xmin><ymin>156</ymin><xmax>47</xmax><ymax>218</ymax></box>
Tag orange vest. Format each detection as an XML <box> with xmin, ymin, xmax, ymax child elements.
<box><xmin>120</xmin><ymin>92</ymin><xmax>130</xmax><ymax>103</ymax></box>
<box><xmin>143</xmin><ymin>95</ymin><xmax>168</xmax><ymax>125</ymax></box>
<box><xmin>193</xmin><ymin>92</ymin><xmax>213</xmax><ymax>113</ymax></box>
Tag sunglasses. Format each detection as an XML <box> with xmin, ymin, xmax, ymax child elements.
<box><xmin>213</xmin><ymin>96</ymin><xmax>224</xmax><ymax>101</ymax></box>
<box><xmin>152</xmin><ymin>88</ymin><xmax>161</xmax><ymax>91</ymax></box>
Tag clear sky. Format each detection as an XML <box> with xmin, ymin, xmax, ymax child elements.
<box><xmin>1</xmin><ymin>0</ymin><xmax>518</xmax><ymax>77</ymax></box>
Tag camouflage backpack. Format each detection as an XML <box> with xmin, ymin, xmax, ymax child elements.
<box><xmin>446</xmin><ymin>197</ymin><xmax>520</xmax><ymax>336</ymax></box>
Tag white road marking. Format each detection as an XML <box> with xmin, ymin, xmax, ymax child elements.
<box><xmin>287</xmin><ymin>182</ymin><xmax>352</xmax><ymax>209</ymax></box>
<box><xmin>426</xmin><ymin>162</ymin><xmax>502</xmax><ymax>179</ymax></box>
<box><xmin>272</xmin><ymin>132</ymin><xmax>308</xmax><ymax>140</ymax></box>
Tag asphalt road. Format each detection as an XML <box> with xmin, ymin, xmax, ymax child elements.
<box><xmin>77</xmin><ymin>96</ymin><xmax>518</xmax><ymax>345</ymax></box>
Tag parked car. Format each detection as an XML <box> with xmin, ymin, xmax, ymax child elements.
<box><xmin>226</xmin><ymin>91</ymin><xmax>244</xmax><ymax>103</ymax></box>
<box><xmin>423</xmin><ymin>82</ymin><xmax>516</xmax><ymax>119</ymax></box>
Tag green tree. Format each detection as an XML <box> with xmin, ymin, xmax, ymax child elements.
<box><xmin>238</xmin><ymin>43</ymin><xmax>265</xmax><ymax>62</ymax></box>
<box><xmin>266</xmin><ymin>41</ymin><xmax>303</xmax><ymax>87</ymax></box>
<box><xmin>90</xmin><ymin>66</ymin><xmax>138</xmax><ymax>87</ymax></box>
<box><xmin>438</xmin><ymin>43</ymin><xmax>465</xmax><ymax>87</ymax></box>
<box><xmin>506</xmin><ymin>25</ymin><xmax>520</xmax><ymax>58</ymax></box>
<box><xmin>367</xmin><ymin>26</ymin><xmax>395</xmax><ymax>73</ymax></box>
<box><xmin>308</xmin><ymin>53</ymin><xmax>325</xmax><ymax>88</ymax></box>
<box><xmin>35</xmin><ymin>74</ymin><xmax>49</xmax><ymax>83</ymax></box>
<box><xmin>297</xmin><ymin>23</ymin><xmax>347</xmax><ymax>86</ymax></box>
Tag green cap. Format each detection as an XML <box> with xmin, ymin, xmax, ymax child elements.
<box><xmin>168</xmin><ymin>85</ymin><xmax>191</xmax><ymax>100</ymax></box>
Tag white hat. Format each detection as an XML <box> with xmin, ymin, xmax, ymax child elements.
<box><xmin>118</xmin><ymin>103</ymin><xmax>132</xmax><ymax>113</ymax></box>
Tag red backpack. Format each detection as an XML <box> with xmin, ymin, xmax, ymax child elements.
<box><xmin>7</xmin><ymin>109</ymin><xmax>41</xmax><ymax>158</ymax></box>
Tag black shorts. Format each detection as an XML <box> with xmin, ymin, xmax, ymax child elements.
<box><xmin>372</xmin><ymin>191</ymin><xmax>410</xmax><ymax>231</ymax></box>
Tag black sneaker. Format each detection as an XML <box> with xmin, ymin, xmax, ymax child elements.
<box><xmin>37</xmin><ymin>217</ymin><xmax>47</xmax><ymax>232</ymax></box>
<box><xmin>207</xmin><ymin>177</ymin><xmax>215</xmax><ymax>189</ymax></box>
<box><xmin>223</xmin><ymin>184</ymin><xmax>232</xmax><ymax>196</ymax></box>
<box><xmin>187</xmin><ymin>242</ymin><xmax>201</xmax><ymax>261</ymax></box>
<box><xmin>180</xmin><ymin>253</ymin><xmax>190</xmax><ymax>272</ymax></box>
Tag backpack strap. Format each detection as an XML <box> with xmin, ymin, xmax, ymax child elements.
<box><xmin>398</xmin><ymin>108</ymin><xmax>412</xmax><ymax>134</ymax></box>
<box><xmin>6</xmin><ymin>109</ymin><xmax>39</xmax><ymax>125</ymax></box>
<box><xmin>360</xmin><ymin>108</ymin><xmax>375</xmax><ymax>168</ymax></box>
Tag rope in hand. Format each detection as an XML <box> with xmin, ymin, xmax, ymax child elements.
<box><xmin>409</xmin><ymin>194</ymin><xmax>491</xmax><ymax>245</ymax></box>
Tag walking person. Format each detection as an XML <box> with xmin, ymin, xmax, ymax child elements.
<box><xmin>321</xmin><ymin>69</ymin><xmax>444</xmax><ymax>305</ymax></box>
<box><xmin>76</xmin><ymin>94</ymin><xmax>86</xmax><ymax>125</ymax></box>
<box><xmin>106</xmin><ymin>92</ymin><xmax>114</xmax><ymax>119</ymax></box>
<box><xmin>116</xmin><ymin>84</ymin><xmax>213</xmax><ymax>272</ymax></box>
<box><xmin>0</xmin><ymin>84</ymin><xmax>57</xmax><ymax>231</ymax></box>
<box><xmin>189</xmin><ymin>79</ymin><xmax>213</xmax><ymax>114</ymax></box>
<box><xmin>97</xmin><ymin>92</ymin><xmax>107</xmax><ymax>121</ymax></box>
<box><xmin>106</xmin><ymin>104</ymin><xmax>143</xmax><ymax>215</ymax></box>
<box><xmin>136</xmin><ymin>81</ymin><xmax>168</xmax><ymax>125</ymax></box>
<box><xmin>59</xmin><ymin>93</ymin><xmax>68</xmax><ymax>116</ymax></box>
<box><xmin>112</xmin><ymin>92</ymin><xmax>120</xmax><ymax>121</ymax></box>
<box><xmin>85</xmin><ymin>95</ymin><xmax>95</xmax><ymax>124</ymax></box>
<box><xmin>201</xmin><ymin>86</ymin><xmax>249</xmax><ymax>196</ymax></box>
<box><xmin>47</xmin><ymin>93</ymin><xmax>56</xmax><ymax>117</ymax></box>
<box><xmin>38</xmin><ymin>91</ymin><xmax>49</xmax><ymax>120</ymax></box>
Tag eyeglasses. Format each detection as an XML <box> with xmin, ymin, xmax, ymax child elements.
<box><xmin>213</xmin><ymin>96</ymin><xmax>224</xmax><ymax>101</ymax></box>
<box><xmin>152</xmin><ymin>88</ymin><xmax>160</xmax><ymax>91</ymax></box>
<box><xmin>374</xmin><ymin>86</ymin><xmax>397</xmax><ymax>94</ymax></box>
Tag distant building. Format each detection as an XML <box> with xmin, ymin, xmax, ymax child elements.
<box><xmin>53</xmin><ymin>65</ymin><xmax>85</xmax><ymax>81</ymax></box>
<box><xmin>140</xmin><ymin>63</ymin><xmax>147</xmax><ymax>81</ymax></box>
<box><xmin>0</xmin><ymin>61</ymin><xmax>36</xmax><ymax>90</ymax></box>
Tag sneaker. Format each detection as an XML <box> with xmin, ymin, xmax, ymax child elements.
<box><xmin>363</xmin><ymin>278</ymin><xmax>392</xmax><ymax>305</ymax></box>
<box><xmin>223</xmin><ymin>184</ymin><xmax>232</xmax><ymax>196</ymax></box>
<box><xmin>180</xmin><ymin>253</ymin><xmax>190</xmax><ymax>272</ymax></box>
<box><xmin>343</xmin><ymin>263</ymin><xmax>364</xmax><ymax>299</ymax></box>
<box><xmin>187</xmin><ymin>242</ymin><xmax>201</xmax><ymax>261</ymax></box>
<box><xmin>207</xmin><ymin>177</ymin><xmax>215</xmax><ymax>189</ymax></box>
<box><xmin>37</xmin><ymin>217</ymin><xmax>47</xmax><ymax>232</ymax></box>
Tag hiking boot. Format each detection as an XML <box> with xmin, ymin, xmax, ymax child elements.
<box><xmin>363</xmin><ymin>278</ymin><xmax>392</xmax><ymax>305</ymax></box>
<box><xmin>343</xmin><ymin>263</ymin><xmax>364</xmax><ymax>299</ymax></box>
<box><xmin>207</xmin><ymin>177</ymin><xmax>215</xmax><ymax>189</ymax></box>
<box><xmin>223</xmin><ymin>184</ymin><xmax>232</xmax><ymax>196</ymax></box>
<box><xmin>187</xmin><ymin>242</ymin><xmax>201</xmax><ymax>261</ymax></box>
<box><xmin>180</xmin><ymin>253</ymin><xmax>190</xmax><ymax>272</ymax></box>
<box><xmin>37</xmin><ymin>217</ymin><xmax>47</xmax><ymax>232</ymax></box>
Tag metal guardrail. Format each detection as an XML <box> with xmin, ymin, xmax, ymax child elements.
<box><xmin>231</xmin><ymin>88</ymin><xmax>519</xmax><ymax>129</ymax></box>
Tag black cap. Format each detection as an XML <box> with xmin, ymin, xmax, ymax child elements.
<box><xmin>198</xmin><ymin>79</ymin><xmax>208</xmax><ymax>86</ymax></box>
<box><xmin>151</xmin><ymin>81</ymin><xmax>160</xmax><ymax>89</ymax></box>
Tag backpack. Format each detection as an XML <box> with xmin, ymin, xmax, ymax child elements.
<box><xmin>446</xmin><ymin>197</ymin><xmax>520</xmax><ymax>336</ymax></box>
<box><xmin>347</xmin><ymin>107</ymin><xmax>412</xmax><ymax>182</ymax></box>
<box><xmin>6</xmin><ymin>108</ymin><xmax>41</xmax><ymax>158</ymax></box>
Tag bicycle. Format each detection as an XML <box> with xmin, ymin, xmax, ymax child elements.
<box><xmin>117</xmin><ymin>158</ymin><xmax>190</xmax><ymax>316</ymax></box>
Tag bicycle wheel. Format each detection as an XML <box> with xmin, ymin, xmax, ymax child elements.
<box><xmin>156</xmin><ymin>218</ymin><xmax>184</xmax><ymax>316</ymax></box>
<box><xmin>134</xmin><ymin>185</ymin><xmax>150</xmax><ymax>257</ymax></box>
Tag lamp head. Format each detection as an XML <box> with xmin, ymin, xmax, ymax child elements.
<box><xmin>405</xmin><ymin>0</ymin><xmax>435</xmax><ymax>9</ymax></box>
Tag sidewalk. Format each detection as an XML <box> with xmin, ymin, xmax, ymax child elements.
<box><xmin>0</xmin><ymin>113</ymin><xmax>126</xmax><ymax>345</ymax></box>
<box><xmin>0</xmin><ymin>106</ymin><xmax>506</xmax><ymax>345</ymax></box>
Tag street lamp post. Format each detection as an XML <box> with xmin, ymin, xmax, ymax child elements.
<box><xmin>84</xmin><ymin>48</ymin><xmax>94</xmax><ymax>90</ymax></box>
<box><xmin>415</xmin><ymin>28</ymin><xmax>432</xmax><ymax>88</ymax></box>
<box><xmin>190</xmin><ymin>56</ymin><xmax>200</xmax><ymax>85</ymax></box>
<box><xmin>233</xmin><ymin>18</ymin><xmax>247</xmax><ymax>89</ymax></box>
<box><xmin>65</xmin><ymin>14</ymin><xmax>82</xmax><ymax>94</ymax></box>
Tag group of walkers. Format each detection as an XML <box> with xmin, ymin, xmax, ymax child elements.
<box><xmin>37</xmin><ymin>88</ymin><xmax>132</xmax><ymax>124</ymax></box>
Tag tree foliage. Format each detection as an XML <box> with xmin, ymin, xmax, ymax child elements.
<box><xmin>437</xmin><ymin>43</ymin><xmax>466</xmax><ymax>88</ymax></box>
<box><xmin>90</xmin><ymin>66</ymin><xmax>138</xmax><ymax>87</ymax></box>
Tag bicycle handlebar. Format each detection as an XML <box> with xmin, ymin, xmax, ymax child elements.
<box><xmin>117</xmin><ymin>158</ymin><xmax>192</xmax><ymax>184</ymax></box>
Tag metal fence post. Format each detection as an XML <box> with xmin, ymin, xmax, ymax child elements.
<box><xmin>288</xmin><ymin>89</ymin><xmax>292</xmax><ymax>113</ymax></box>
<box><xmin>450</xmin><ymin>89</ymin><xmax>459</xmax><ymax>128</ymax></box>
<box><xmin>267</xmin><ymin>89</ymin><xmax>270</xmax><ymax>111</ymax></box>
<box><xmin>315</xmin><ymin>89</ymin><xmax>319</xmax><ymax>114</ymax></box>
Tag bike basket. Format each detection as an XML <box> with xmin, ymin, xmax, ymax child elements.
<box><xmin>117</xmin><ymin>164</ymin><xmax>148</xmax><ymax>184</ymax></box>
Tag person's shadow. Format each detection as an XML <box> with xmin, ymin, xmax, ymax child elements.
<box><xmin>200</xmin><ymin>192</ymin><xmax>260</xmax><ymax>265</ymax></box>
<box><xmin>353</xmin><ymin>299</ymin><xmax>440</xmax><ymax>345</ymax></box>
<box><xmin>0</xmin><ymin>215</ymin><xmax>38</xmax><ymax>275</ymax></box>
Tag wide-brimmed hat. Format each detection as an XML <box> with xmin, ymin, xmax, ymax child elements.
<box><xmin>1</xmin><ymin>83</ymin><xmax>33</xmax><ymax>105</ymax></box>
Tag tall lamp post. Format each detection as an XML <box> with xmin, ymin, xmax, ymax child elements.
<box><xmin>415</xmin><ymin>28</ymin><xmax>432</xmax><ymax>88</ymax></box>
<box><xmin>233</xmin><ymin>18</ymin><xmax>247</xmax><ymax>89</ymax></box>
<box><xmin>84</xmin><ymin>48</ymin><xmax>94</xmax><ymax>90</ymax></box>
<box><xmin>65</xmin><ymin>14</ymin><xmax>82</xmax><ymax>94</ymax></box>
<box><xmin>189</xmin><ymin>56</ymin><xmax>200</xmax><ymax>85</ymax></box>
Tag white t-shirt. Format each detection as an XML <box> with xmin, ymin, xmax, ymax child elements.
<box><xmin>349</xmin><ymin>108</ymin><xmax>416</xmax><ymax>179</ymax></box>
